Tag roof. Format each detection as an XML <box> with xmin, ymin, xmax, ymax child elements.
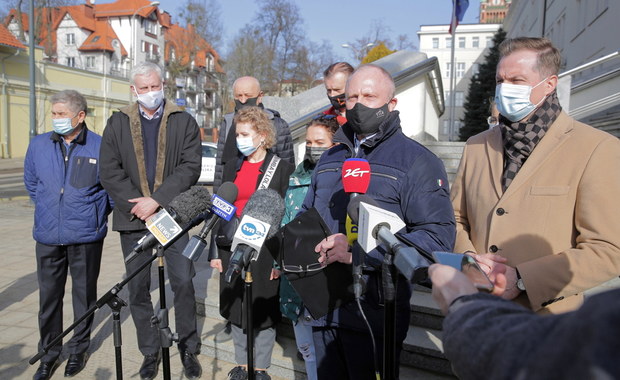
<box><xmin>95</xmin><ymin>0</ymin><xmax>159</xmax><ymax>19</ymax></box>
<box><xmin>164</xmin><ymin>23</ymin><xmax>224</xmax><ymax>73</ymax></box>
<box><xmin>79</xmin><ymin>20</ymin><xmax>128</xmax><ymax>56</ymax></box>
<box><xmin>0</xmin><ymin>23</ymin><xmax>26</xmax><ymax>49</ymax></box>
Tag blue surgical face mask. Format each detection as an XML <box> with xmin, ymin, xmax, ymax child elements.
<box><xmin>52</xmin><ymin>115</ymin><xmax>77</xmax><ymax>135</ymax></box>
<box><xmin>236</xmin><ymin>136</ymin><xmax>258</xmax><ymax>157</ymax></box>
<box><xmin>494</xmin><ymin>78</ymin><xmax>547</xmax><ymax>122</ymax></box>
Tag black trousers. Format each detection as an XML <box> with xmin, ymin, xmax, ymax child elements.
<box><xmin>36</xmin><ymin>240</ymin><xmax>103</xmax><ymax>362</ymax></box>
<box><xmin>119</xmin><ymin>231</ymin><xmax>200</xmax><ymax>356</ymax></box>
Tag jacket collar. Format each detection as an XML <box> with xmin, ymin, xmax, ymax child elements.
<box><xmin>50</xmin><ymin>124</ymin><xmax>88</xmax><ymax>145</ymax></box>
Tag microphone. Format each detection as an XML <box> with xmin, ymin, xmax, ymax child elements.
<box><xmin>182</xmin><ymin>182</ymin><xmax>239</xmax><ymax>261</ymax></box>
<box><xmin>125</xmin><ymin>186</ymin><xmax>212</xmax><ymax>264</ymax></box>
<box><xmin>348</xmin><ymin>195</ymin><xmax>431</xmax><ymax>284</ymax></box>
<box><xmin>224</xmin><ymin>188</ymin><xmax>285</xmax><ymax>283</ymax></box>
<box><xmin>341</xmin><ymin>158</ymin><xmax>371</xmax><ymax>298</ymax></box>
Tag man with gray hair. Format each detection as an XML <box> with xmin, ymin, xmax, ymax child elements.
<box><xmin>24</xmin><ymin>90</ymin><xmax>112</xmax><ymax>380</ymax></box>
<box><xmin>100</xmin><ymin>62</ymin><xmax>202</xmax><ymax>380</ymax></box>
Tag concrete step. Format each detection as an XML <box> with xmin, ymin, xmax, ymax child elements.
<box><xmin>411</xmin><ymin>286</ymin><xmax>444</xmax><ymax>331</ymax></box>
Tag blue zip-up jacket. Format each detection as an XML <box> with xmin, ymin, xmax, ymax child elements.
<box><xmin>300</xmin><ymin>111</ymin><xmax>456</xmax><ymax>330</ymax></box>
<box><xmin>24</xmin><ymin>126</ymin><xmax>112</xmax><ymax>245</ymax></box>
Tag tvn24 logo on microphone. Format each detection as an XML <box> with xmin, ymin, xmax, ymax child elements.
<box><xmin>231</xmin><ymin>214</ymin><xmax>270</xmax><ymax>253</ymax></box>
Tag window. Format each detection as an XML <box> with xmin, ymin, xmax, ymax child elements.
<box><xmin>445</xmin><ymin>91</ymin><xmax>451</xmax><ymax>106</ymax></box>
<box><xmin>455</xmin><ymin>91</ymin><xmax>464</xmax><ymax>107</ymax></box>
<box><xmin>445</xmin><ymin>62</ymin><xmax>452</xmax><ymax>78</ymax></box>
<box><xmin>446</xmin><ymin>37</ymin><xmax>452</xmax><ymax>48</ymax></box>
<box><xmin>432</xmin><ymin>37</ymin><xmax>439</xmax><ymax>49</ymax></box>
<box><xmin>66</xmin><ymin>57</ymin><xmax>75</xmax><ymax>67</ymax></box>
<box><xmin>152</xmin><ymin>44</ymin><xmax>159</xmax><ymax>56</ymax></box>
<box><xmin>66</xmin><ymin>33</ymin><xmax>75</xmax><ymax>45</ymax></box>
<box><xmin>92</xmin><ymin>36</ymin><xmax>100</xmax><ymax>43</ymax></box>
<box><xmin>486</xmin><ymin>36</ymin><xmax>493</xmax><ymax>47</ymax></box>
<box><xmin>443</xmin><ymin>120</ymin><xmax>450</xmax><ymax>134</ymax></box>
<box><xmin>457</xmin><ymin>62</ymin><xmax>466</xmax><ymax>78</ymax></box>
<box><xmin>142</xmin><ymin>41</ymin><xmax>150</xmax><ymax>53</ymax></box>
<box><xmin>472</xmin><ymin>63</ymin><xmax>480</xmax><ymax>75</ymax></box>
<box><xmin>144</xmin><ymin>19</ymin><xmax>157</xmax><ymax>35</ymax></box>
<box><xmin>458</xmin><ymin>37</ymin><xmax>465</xmax><ymax>48</ymax></box>
<box><xmin>86</xmin><ymin>56</ymin><xmax>95</xmax><ymax>68</ymax></box>
<box><xmin>472</xmin><ymin>36</ymin><xmax>479</xmax><ymax>48</ymax></box>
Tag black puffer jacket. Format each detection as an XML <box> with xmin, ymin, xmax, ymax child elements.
<box><xmin>213</xmin><ymin>106</ymin><xmax>294</xmax><ymax>191</ymax></box>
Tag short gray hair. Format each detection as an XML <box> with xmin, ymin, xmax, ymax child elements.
<box><xmin>50</xmin><ymin>90</ymin><xmax>88</xmax><ymax>115</ymax></box>
<box><xmin>130</xmin><ymin>62</ymin><xmax>163</xmax><ymax>85</ymax></box>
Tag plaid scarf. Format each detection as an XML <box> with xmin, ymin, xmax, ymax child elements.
<box><xmin>500</xmin><ymin>91</ymin><xmax>562</xmax><ymax>191</ymax></box>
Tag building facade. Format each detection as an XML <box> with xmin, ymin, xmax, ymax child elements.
<box><xmin>503</xmin><ymin>0</ymin><xmax>620</xmax><ymax>136</ymax></box>
<box><xmin>4</xmin><ymin>0</ymin><xmax>225</xmax><ymax>131</ymax></box>
<box><xmin>480</xmin><ymin>0</ymin><xmax>512</xmax><ymax>24</ymax></box>
<box><xmin>418</xmin><ymin>23</ymin><xmax>501</xmax><ymax>141</ymax></box>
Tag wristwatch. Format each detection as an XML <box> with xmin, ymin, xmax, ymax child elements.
<box><xmin>516</xmin><ymin>269</ymin><xmax>526</xmax><ymax>291</ymax></box>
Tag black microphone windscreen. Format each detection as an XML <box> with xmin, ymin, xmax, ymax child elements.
<box><xmin>241</xmin><ymin>188</ymin><xmax>285</xmax><ymax>238</ymax></box>
<box><xmin>347</xmin><ymin>194</ymin><xmax>378</xmax><ymax>224</ymax></box>
<box><xmin>217</xmin><ymin>181</ymin><xmax>238</xmax><ymax>203</ymax></box>
<box><xmin>168</xmin><ymin>186</ymin><xmax>212</xmax><ymax>225</ymax></box>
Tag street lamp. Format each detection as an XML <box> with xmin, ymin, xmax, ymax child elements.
<box><xmin>341</xmin><ymin>42</ymin><xmax>375</xmax><ymax>61</ymax></box>
<box><xmin>131</xmin><ymin>1</ymin><xmax>160</xmax><ymax>68</ymax></box>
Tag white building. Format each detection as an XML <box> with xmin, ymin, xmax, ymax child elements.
<box><xmin>504</xmin><ymin>0</ymin><xmax>620</xmax><ymax>135</ymax></box>
<box><xmin>418</xmin><ymin>23</ymin><xmax>501</xmax><ymax>141</ymax></box>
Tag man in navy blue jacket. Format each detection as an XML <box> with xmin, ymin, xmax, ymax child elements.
<box><xmin>301</xmin><ymin>65</ymin><xmax>456</xmax><ymax>379</ymax></box>
<box><xmin>24</xmin><ymin>90</ymin><xmax>112</xmax><ymax>380</ymax></box>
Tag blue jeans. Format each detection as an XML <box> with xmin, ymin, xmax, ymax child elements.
<box><xmin>294</xmin><ymin>319</ymin><xmax>317</xmax><ymax>380</ymax></box>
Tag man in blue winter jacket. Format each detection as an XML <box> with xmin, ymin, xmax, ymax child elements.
<box><xmin>301</xmin><ymin>64</ymin><xmax>456</xmax><ymax>379</ymax></box>
<box><xmin>24</xmin><ymin>90</ymin><xmax>112</xmax><ymax>380</ymax></box>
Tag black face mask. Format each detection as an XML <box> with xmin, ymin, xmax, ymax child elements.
<box><xmin>346</xmin><ymin>102</ymin><xmax>390</xmax><ymax>135</ymax></box>
<box><xmin>328</xmin><ymin>93</ymin><xmax>346</xmax><ymax>110</ymax></box>
<box><xmin>304</xmin><ymin>146</ymin><xmax>329</xmax><ymax>164</ymax></box>
<box><xmin>234</xmin><ymin>96</ymin><xmax>259</xmax><ymax>112</ymax></box>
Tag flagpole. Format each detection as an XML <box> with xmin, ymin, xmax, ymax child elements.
<box><xmin>449</xmin><ymin>0</ymin><xmax>457</xmax><ymax>141</ymax></box>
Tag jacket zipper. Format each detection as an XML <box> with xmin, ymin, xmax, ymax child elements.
<box><xmin>372</xmin><ymin>172</ymin><xmax>398</xmax><ymax>181</ymax></box>
<box><xmin>317</xmin><ymin>167</ymin><xmax>340</xmax><ymax>175</ymax></box>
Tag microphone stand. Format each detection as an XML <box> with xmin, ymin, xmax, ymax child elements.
<box><xmin>154</xmin><ymin>245</ymin><xmax>177</xmax><ymax>380</ymax></box>
<box><xmin>29</xmin><ymin>217</ymin><xmax>202</xmax><ymax>379</ymax></box>
<box><xmin>381</xmin><ymin>250</ymin><xmax>397</xmax><ymax>380</ymax></box>
<box><xmin>245</xmin><ymin>261</ymin><xmax>255</xmax><ymax>380</ymax></box>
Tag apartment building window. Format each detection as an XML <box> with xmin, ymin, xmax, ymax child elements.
<box><xmin>144</xmin><ymin>19</ymin><xmax>156</xmax><ymax>35</ymax></box>
<box><xmin>445</xmin><ymin>62</ymin><xmax>452</xmax><ymax>78</ymax></box>
<box><xmin>446</xmin><ymin>37</ymin><xmax>452</xmax><ymax>48</ymax></box>
<box><xmin>445</xmin><ymin>91</ymin><xmax>451</xmax><ymax>106</ymax></box>
<box><xmin>486</xmin><ymin>36</ymin><xmax>493</xmax><ymax>47</ymax></box>
<box><xmin>86</xmin><ymin>56</ymin><xmax>95</xmax><ymax>68</ymax></box>
<box><xmin>443</xmin><ymin>120</ymin><xmax>450</xmax><ymax>134</ymax></box>
<box><xmin>66</xmin><ymin>57</ymin><xmax>75</xmax><ymax>67</ymax></box>
<box><xmin>142</xmin><ymin>41</ymin><xmax>150</xmax><ymax>53</ymax></box>
<box><xmin>432</xmin><ymin>37</ymin><xmax>439</xmax><ymax>49</ymax></box>
<box><xmin>457</xmin><ymin>62</ymin><xmax>465</xmax><ymax>78</ymax></box>
<box><xmin>67</xmin><ymin>33</ymin><xmax>75</xmax><ymax>45</ymax></box>
<box><xmin>472</xmin><ymin>63</ymin><xmax>480</xmax><ymax>75</ymax></box>
<box><xmin>472</xmin><ymin>36</ymin><xmax>479</xmax><ymax>48</ymax></box>
<box><xmin>458</xmin><ymin>37</ymin><xmax>465</xmax><ymax>48</ymax></box>
<box><xmin>454</xmin><ymin>91</ymin><xmax>464</xmax><ymax>107</ymax></box>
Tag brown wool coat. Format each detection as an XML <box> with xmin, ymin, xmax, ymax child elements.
<box><xmin>99</xmin><ymin>101</ymin><xmax>202</xmax><ymax>231</ymax></box>
<box><xmin>451</xmin><ymin>111</ymin><xmax>620</xmax><ymax>313</ymax></box>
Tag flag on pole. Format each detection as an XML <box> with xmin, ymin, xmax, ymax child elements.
<box><xmin>449</xmin><ymin>0</ymin><xmax>469</xmax><ymax>35</ymax></box>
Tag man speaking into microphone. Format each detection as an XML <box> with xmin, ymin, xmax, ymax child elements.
<box><xmin>300</xmin><ymin>64</ymin><xmax>456</xmax><ymax>379</ymax></box>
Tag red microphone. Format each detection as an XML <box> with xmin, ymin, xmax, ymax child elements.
<box><xmin>342</xmin><ymin>158</ymin><xmax>371</xmax><ymax>195</ymax></box>
<box><xmin>342</xmin><ymin>158</ymin><xmax>371</xmax><ymax>300</ymax></box>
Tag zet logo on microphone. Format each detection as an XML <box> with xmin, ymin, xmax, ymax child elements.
<box><xmin>240</xmin><ymin>221</ymin><xmax>267</xmax><ymax>241</ymax></box>
<box><xmin>344</xmin><ymin>168</ymin><xmax>370</xmax><ymax>178</ymax></box>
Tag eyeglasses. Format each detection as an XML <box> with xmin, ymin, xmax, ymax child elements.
<box><xmin>282</xmin><ymin>259</ymin><xmax>324</xmax><ymax>273</ymax></box>
<box><xmin>487</xmin><ymin>116</ymin><xmax>498</xmax><ymax>125</ymax></box>
<box><xmin>312</xmin><ymin>114</ymin><xmax>337</xmax><ymax>121</ymax></box>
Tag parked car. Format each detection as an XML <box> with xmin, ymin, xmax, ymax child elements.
<box><xmin>198</xmin><ymin>142</ymin><xmax>217</xmax><ymax>184</ymax></box>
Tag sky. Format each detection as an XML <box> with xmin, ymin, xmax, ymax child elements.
<box><xmin>154</xmin><ymin>0</ymin><xmax>481</xmax><ymax>60</ymax></box>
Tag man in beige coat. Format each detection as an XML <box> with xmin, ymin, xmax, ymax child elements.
<box><xmin>451</xmin><ymin>37</ymin><xmax>620</xmax><ymax>314</ymax></box>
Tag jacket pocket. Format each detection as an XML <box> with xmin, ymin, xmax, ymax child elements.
<box><xmin>530</xmin><ymin>186</ymin><xmax>570</xmax><ymax>196</ymax></box>
<box><xmin>70</xmin><ymin>156</ymin><xmax>99</xmax><ymax>189</ymax></box>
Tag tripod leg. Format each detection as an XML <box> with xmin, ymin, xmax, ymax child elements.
<box><xmin>245</xmin><ymin>268</ymin><xmax>255</xmax><ymax>380</ymax></box>
<box><xmin>112</xmin><ymin>310</ymin><xmax>123</xmax><ymax>380</ymax></box>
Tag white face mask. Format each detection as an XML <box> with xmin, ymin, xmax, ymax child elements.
<box><xmin>134</xmin><ymin>88</ymin><xmax>164</xmax><ymax>110</ymax></box>
<box><xmin>494</xmin><ymin>78</ymin><xmax>547</xmax><ymax>122</ymax></box>
<box><xmin>236</xmin><ymin>136</ymin><xmax>258</xmax><ymax>156</ymax></box>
